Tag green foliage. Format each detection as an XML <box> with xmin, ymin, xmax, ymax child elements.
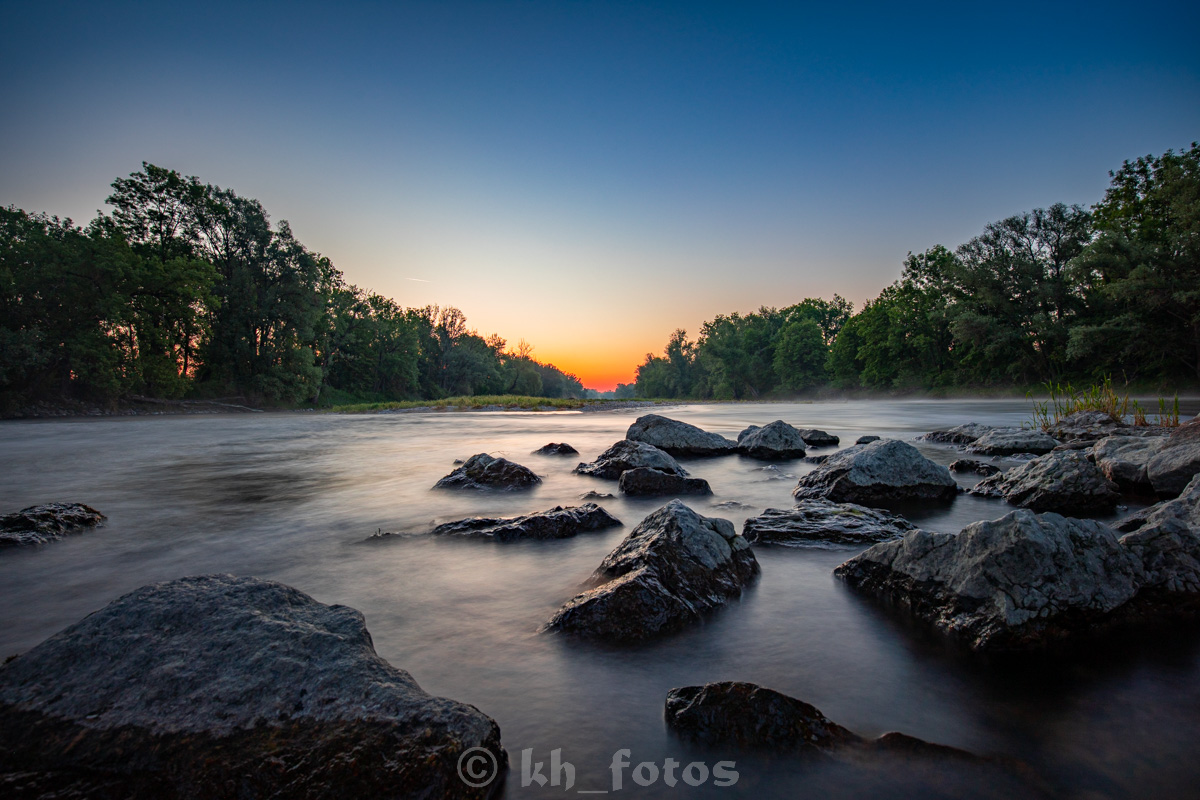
<box><xmin>1027</xmin><ymin>377</ymin><xmax>1180</xmax><ymax>430</ymax></box>
<box><xmin>773</xmin><ymin>319</ymin><xmax>826</xmax><ymax>390</ymax></box>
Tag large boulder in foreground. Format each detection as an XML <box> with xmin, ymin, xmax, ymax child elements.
<box><xmin>1092</xmin><ymin>435</ymin><xmax>1167</xmax><ymax>493</ymax></box>
<box><xmin>0</xmin><ymin>503</ymin><xmax>105</xmax><ymax>548</ymax></box>
<box><xmin>618</xmin><ymin>468</ymin><xmax>712</xmax><ymax>497</ymax></box>
<box><xmin>1116</xmin><ymin>475</ymin><xmax>1200</xmax><ymax>596</ymax></box>
<box><xmin>665</xmin><ymin>682</ymin><xmax>979</xmax><ymax>761</ymax></box>
<box><xmin>433</xmin><ymin>452</ymin><xmax>540</xmax><ymax>491</ymax></box>
<box><xmin>742</xmin><ymin>501</ymin><xmax>915</xmax><ymax>547</ymax></box>
<box><xmin>543</xmin><ymin>500</ymin><xmax>759</xmax><ymax>641</ymax></box>
<box><xmin>625</xmin><ymin>414</ymin><xmax>737</xmax><ymax>456</ymax></box>
<box><xmin>970</xmin><ymin>450</ymin><xmax>1119</xmax><ymax>514</ymax></box>
<box><xmin>0</xmin><ymin>575</ymin><xmax>504</xmax><ymax>799</ymax></box>
<box><xmin>792</xmin><ymin>439</ymin><xmax>958</xmax><ymax>506</ymax></box>
<box><xmin>835</xmin><ymin>510</ymin><xmax>1144</xmax><ymax>651</ymax></box>
<box><xmin>428</xmin><ymin>504</ymin><xmax>621</xmax><ymax>541</ymax></box>
<box><xmin>966</xmin><ymin>428</ymin><xmax>1059</xmax><ymax>456</ymax></box>
<box><xmin>574</xmin><ymin>440</ymin><xmax>686</xmax><ymax>480</ymax></box>
<box><xmin>736</xmin><ymin>420</ymin><xmax>807</xmax><ymax>459</ymax></box>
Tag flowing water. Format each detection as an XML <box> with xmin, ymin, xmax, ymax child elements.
<box><xmin>2</xmin><ymin>400</ymin><xmax>1199</xmax><ymax>799</ymax></box>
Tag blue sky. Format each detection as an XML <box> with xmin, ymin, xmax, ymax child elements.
<box><xmin>2</xmin><ymin>0</ymin><xmax>1197</xmax><ymax>388</ymax></box>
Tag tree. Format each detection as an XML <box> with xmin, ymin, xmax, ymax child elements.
<box><xmin>773</xmin><ymin>318</ymin><xmax>826</xmax><ymax>390</ymax></box>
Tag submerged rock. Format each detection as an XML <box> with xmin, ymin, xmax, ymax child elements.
<box><xmin>574</xmin><ymin>440</ymin><xmax>686</xmax><ymax>480</ymax></box>
<box><xmin>579</xmin><ymin>490</ymin><xmax>615</xmax><ymax>501</ymax></box>
<box><xmin>0</xmin><ymin>503</ymin><xmax>105</xmax><ymax>548</ymax></box>
<box><xmin>532</xmin><ymin>442</ymin><xmax>579</xmax><ymax>456</ymax></box>
<box><xmin>433</xmin><ymin>452</ymin><xmax>540</xmax><ymax>491</ymax></box>
<box><xmin>949</xmin><ymin>459</ymin><xmax>1001</xmax><ymax>476</ymax></box>
<box><xmin>0</xmin><ymin>575</ymin><xmax>505</xmax><ymax>798</ymax></box>
<box><xmin>618</xmin><ymin>468</ymin><xmax>712</xmax><ymax>497</ymax></box>
<box><xmin>736</xmin><ymin>420</ymin><xmax>807</xmax><ymax>459</ymax></box>
<box><xmin>625</xmin><ymin>414</ymin><xmax>737</xmax><ymax>456</ymax></box>
<box><xmin>917</xmin><ymin>422</ymin><xmax>995</xmax><ymax>444</ymax></box>
<box><xmin>792</xmin><ymin>439</ymin><xmax>958</xmax><ymax>506</ymax></box>
<box><xmin>742</xmin><ymin>500</ymin><xmax>915</xmax><ymax>547</ymax></box>
<box><xmin>966</xmin><ymin>429</ymin><xmax>1059</xmax><ymax>456</ymax></box>
<box><xmin>1092</xmin><ymin>435</ymin><xmax>1167</xmax><ymax>493</ymax></box>
<box><xmin>797</xmin><ymin>428</ymin><xmax>840</xmax><ymax>447</ymax></box>
<box><xmin>543</xmin><ymin>500</ymin><xmax>758</xmax><ymax>641</ymax></box>
<box><xmin>429</xmin><ymin>504</ymin><xmax>621</xmax><ymax>541</ymax></box>
<box><xmin>970</xmin><ymin>450</ymin><xmax>1119</xmax><ymax>514</ymax></box>
<box><xmin>1116</xmin><ymin>475</ymin><xmax>1200</xmax><ymax>595</ymax></box>
<box><xmin>834</xmin><ymin>510</ymin><xmax>1144</xmax><ymax>651</ymax></box>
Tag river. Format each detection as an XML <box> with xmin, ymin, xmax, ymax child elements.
<box><xmin>2</xmin><ymin>399</ymin><xmax>1198</xmax><ymax>798</ymax></box>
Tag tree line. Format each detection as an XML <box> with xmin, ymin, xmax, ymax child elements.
<box><xmin>0</xmin><ymin>164</ymin><xmax>585</xmax><ymax>411</ymax></box>
<box><xmin>635</xmin><ymin>143</ymin><xmax>1200</xmax><ymax>399</ymax></box>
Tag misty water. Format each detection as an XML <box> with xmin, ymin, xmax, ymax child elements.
<box><xmin>2</xmin><ymin>400</ymin><xmax>1199</xmax><ymax>799</ymax></box>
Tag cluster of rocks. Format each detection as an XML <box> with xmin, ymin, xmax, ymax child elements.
<box><xmin>0</xmin><ymin>503</ymin><xmax>105</xmax><ymax>548</ymax></box>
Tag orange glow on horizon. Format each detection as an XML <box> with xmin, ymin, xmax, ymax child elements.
<box><xmin>535</xmin><ymin>348</ymin><xmax>639</xmax><ymax>393</ymax></box>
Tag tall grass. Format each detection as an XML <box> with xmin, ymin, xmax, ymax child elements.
<box><xmin>1028</xmin><ymin>377</ymin><xmax>1180</xmax><ymax>430</ymax></box>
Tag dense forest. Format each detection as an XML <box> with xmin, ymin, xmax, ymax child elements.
<box><xmin>634</xmin><ymin>143</ymin><xmax>1200</xmax><ymax>399</ymax></box>
<box><xmin>0</xmin><ymin>165</ymin><xmax>585</xmax><ymax>412</ymax></box>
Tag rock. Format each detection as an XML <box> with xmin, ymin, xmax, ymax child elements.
<box><xmin>625</xmin><ymin>414</ymin><xmax>737</xmax><ymax>456</ymax></box>
<box><xmin>1052</xmin><ymin>439</ymin><xmax>1098</xmax><ymax>452</ymax></box>
<box><xmin>664</xmin><ymin>682</ymin><xmax>980</xmax><ymax>761</ymax></box>
<box><xmin>856</xmin><ymin>435</ymin><xmax>881</xmax><ymax>445</ymax></box>
<box><xmin>834</xmin><ymin>510</ymin><xmax>1145</xmax><ymax>651</ymax></box>
<box><xmin>0</xmin><ymin>503</ymin><xmax>105</xmax><ymax>548</ymax></box>
<box><xmin>574</xmin><ymin>440</ymin><xmax>687</xmax><ymax>480</ymax></box>
<box><xmin>0</xmin><ymin>575</ymin><xmax>505</xmax><ymax>798</ymax></box>
<box><xmin>792</xmin><ymin>439</ymin><xmax>958</xmax><ymax>506</ymax></box>
<box><xmin>735</xmin><ymin>420</ymin><xmax>807</xmax><ymax>459</ymax></box>
<box><xmin>618</xmin><ymin>468</ymin><xmax>712</xmax><ymax>497</ymax></box>
<box><xmin>1092</xmin><ymin>435</ymin><xmax>1167</xmax><ymax>492</ymax></box>
<box><xmin>1116</xmin><ymin>475</ymin><xmax>1200</xmax><ymax>595</ymax></box>
<box><xmin>917</xmin><ymin>422</ymin><xmax>995</xmax><ymax>444</ymax></box>
<box><xmin>949</xmin><ymin>459</ymin><xmax>1001</xmax><ymax>476</ymax></box>
<box><xmin>966</xmin><ymin>428</ymin><xmax>1060</xmax><ymax>456</ymax></box>
<box><xmin>1048</xmin><ymin>410</ymin><xmax>1129</xmax><ymax>442</ymax></box>
<box><xmin>797</xmin><ymin>428</ymin><xmax>840</xmax><ymax>447</ymax></box>
<box><xmin>579</xmin><ymin>491</ymin><xmax>614</xmax><ymax>501</ymax></box>
<box><xmin>433</xmin><ymin>452</ymin><xmax>540</xmax><ymax>491</ymax></box>
<box><xmin>532</xmin><ymin>442</ymin><xmax>578</xmax><ymax>456</ymax></box>
<box><xmin>970</xmin><ymin>451</ymin><xmax>1120</xmax><ymax>514</ymax></box>
<box><xmin>1147</xmin><ymin>437</ymin><xmax>1200</xmax><ymax>498</ymax></box>
<box><xmin>429</xmin><ymin>504</ymin><xmax>621</xmax><ymax>541</ymax></box>
<box><xmin>742</xmin><ymin>500</ymin><xmax>915</xmax><ymax>547</ymax></box>
<box><xmin>803</xmin><ymin>454</ymin><xmax>829</xmax><ymax>465</ymax></box>
<box><xmin>543</xmin><ymin>500</ymin><xmax>759</xmax><ymax>641</ymax></box>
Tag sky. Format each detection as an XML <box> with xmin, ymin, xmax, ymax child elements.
<box><xmin>2</xmin><ymin>1</ymin><xmax>1198</xmax><ymax>390</ymax></box>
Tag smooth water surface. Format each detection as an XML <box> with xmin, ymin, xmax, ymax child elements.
<box><xmin>2</xmin><ymin>400</ymin><xmax>1198</xmax><ymax>799</ymax></box>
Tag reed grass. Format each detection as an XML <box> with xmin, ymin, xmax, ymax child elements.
<box><xmin>1028</xmin><ymin>377</ymin><xmax>1180</xmax><ymax>430</ymax></box>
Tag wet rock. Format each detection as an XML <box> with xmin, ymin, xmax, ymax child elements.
<box><xmin>1052</xmin><ymin>439</ymin><xmax>1099</xmax><ymax>452</ymax></box>
<box><xmin>625</xmin><ymin>414</ymin><xmax>737</xmax><ymax>456</ymax></box>
<box><xmin>618</xmin><ymin>468</ymin><xmax>712</xmax><ymax>497</ymax></box>
<box><xmin>966</xmin><ymin>429</ymin><xmax>1059</xmax><ymax>456</ymax></box>
<box><xmin>792</xmin><ymin>439</ymin><xmax>958</xmax><ymax>506</ymax></box>
<box><xmin>742</xmin><ymin>500</ymin><xmax>915</xmax><ymax>547</ymax></box>
<box><xmin>0</xmin><ymin>503</ymin><xmax>105</xmax><ymax>548</ymax></box>
<box><xmin>433</xmin><ymin>452</ymin><xmax>540</xmax><ymax>491</ymax></box>
<box><xmin>543</xmin><ymin>500</ymin><xmax>759</xmax><ymax>641</ymax></box>
<box><xmin>579</xmin><ymin>491</ymin><xmax>615</xmax><ymax>501</ymax></box>
<box><xmin>1048</xmin><ymin>410</ymin><xmax>1129</xmax><ymax>442</ymax></box>
<box><xmin>856</xmin><ymin>435</ymin><xmax>881</xmax><ymax>445</ymax></box>
<box><xmin>574</xmin><ymin>440</ymin><xmax>686</xmax><ymax>480</ymax></box>
<box><xmin>736</xmin><ymin>420</ymin><xmax>807</xmax><ymax>459</ymax></box>
<box><xmin>917</xmin><ymin>422</ymin><xmax>995</xmax><ymax>444</ymax></box>
<box><xmin>797</xmin><ymin>428</ymin><xmax>840</xmax><ymax>447</ymax></box>
<box><xmin>664</xmin><ymin>682</ymin><xmax>980</xmax><ymax>761</ymax></box>
<box><xmin>711</xmin><ymin>500</ymin><xmax>755</xmax><ymax>510</ymax></box>
<box><xmin>803</xmin><ymin>454</ymin><xmax>829</xmax><ymax>465</ymax></box>
<box><xmin>532</xmin><ymin>442</ymin><xmax>579</xmax><ymax>456</ymax></box>
<box><xmin>429</xmin><ymin>504</ymin><xmax>621</xmax><ymax>541</ymax></box>
<box><xmin>970</xmin><ymin>451</ymin><xmax>1120</xmax><ymax>514</ymax></box>
<box><xmin>1092</xmin><ymin>435</ymin><xmax>1167</xmax><ymax>493</ymax></box>
<box><xmin>949</xmin><ymin>459</ymin><xmax>1001</xmax><ymax>476</ymax></box>
<box><xmin>1147</xmin><ymin>436</ymin><xmax>1200</xmax><ymax>498</ymax></box>
<box><xmin>0</xmin><ymin>575</ymin><xmax>505</xmax><ymax>798</ymax></box>
<box><xmin>1116</xmin><ymin>475</ymin><xmax>1200</xmax><ymax>595</ymax></box>
<box><xmin>834</xmin><ymin>510</ymin><xmax>1144</xmax><ymax>651</ymax></box>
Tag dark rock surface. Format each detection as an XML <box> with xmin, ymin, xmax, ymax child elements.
<box><xmin>1147</xmin><ymin>434</ymin><xmax>1200</xmax><ymax>498</ymax></box>
<box><xmin>856</xmin><ymin>435</ymin><xmax>881</xmax><ymax>445</ymax></box>
<box><xmin>532</xmin><ymin>442</ymin><xmax>579</xmax><ymax>456</ymax></box>
<box><xmin>1116</xmin><ymin>475</ymin><xmax>1200</xmax><ymax>595</ymax></box>
<box><xmin>433</xmin><ymin>453</ymin><xmax>540</xmax><ymax>491</ymax></box>
<box><xmin>1092</xmin><ymin>435</ymin><xmax>1167</xmax><ymax>492</ymax></box>
<box><xmin>618</xmin><ymin>468</ymin><xmax>712</xmax><ymax>497</ymax></box>
<box><xmin>1047</xmin><ymin>410</ymin><xmax>1129</xmax><ymax>442</ymax></box>
<box><xmin>970</xmin><ymin>451</ymin><xmax>1120</xmax><ymax>514</ymax></box>
<box><xmin>742</xmin><ymin>501</ymin><xmax>915</xmax><ymax>547</ymax></box>
<box><xmin>543</xmin><ymin>500</ymin><xmax>758</xmax><ymax>641</ymax></box>
<box><xmin>0</xmin><ymin>503</ymin><xmax>105</xmax><ymax>548</ymax></box>
<box><xmin>949</xmin><ymin>459</ymin><xmax>1001</xmax><ymax>476</ymax></box>
<box><xmin>803</xmin><ymin>454</ymin><xmax>830</xmax><ymax>465</ymax></box>
<box><xmin>797</xmin><ymin>428</ymin><xmax>840</xmax><ymax>447</ymax></box>
<box><xmin>736</xmin><ymin>420</ymin><xmax>807</xmax><ymax>459</ymax></box>
<box><xmin>792</xmin><ymin>439</ymin><xmax>958</xmax><ymax>506</ymax></box>
<box><xmin>0</xmin><ymin>575</ymin><xmax>505</xmax><ymax>799</ymax></box>
<box><xmin>574</xmin><ymin>440</ymin><xmax>686</xmax><ymax>480</ymax></box>
<box><xmin>835</xmin><ymin>510</ymin><xmax>1144</xmax><ymax>651</ymax></box>
<box><xmin>625</xmin><ymin>414</ymin><xmax>737</xmax><ymax>456</ymax></box>
<box><xmin>966</xmin><ymin>429</ymin><xmax>1060</xmax><ymax>456</ymax></box>
<box><xmin>579</xmin><ymin>491</ymin><xmax>615</xmax><ymax>501</ymax></box>
<box><xmin>428</xmin><ymin>504</ymin><xmax>622</xmax><ymax>541</ymax></box>
<box><xmin>917</xmin><ymin>423</ymin><xmax>996</xmax><ymax>444</ymax></box>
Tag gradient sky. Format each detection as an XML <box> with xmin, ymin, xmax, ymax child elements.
<box><xmin>2</xmin><ymin>1</ymin><xmax>1198</xmax><ymax>390</ymax></box>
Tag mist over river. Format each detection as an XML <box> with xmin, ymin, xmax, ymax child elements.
<box><xmin>3</xmin><ymin>400</ymin><xmax>1199</xmax><ymax>799</ymax></box>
